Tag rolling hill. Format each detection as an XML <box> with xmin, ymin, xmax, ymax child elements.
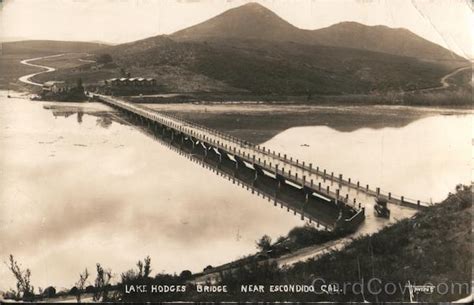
<box><xmin>0</xmin><ymin>40</ymin><xmax>107</xmax><ymax>90</ymax></box>
<box><xmin>98</xmin><ymin>35</ymin><xmax>451</xmax><ymax>95</ymax></box>
<box><xmin>310</xmin><ymin>22</ymin><xmax>463</xmax><ymax>62</ymax></box>
<box><xmin>172</xmin><ymin>2</ymin><xmax>464</xmax><ymax>62</ymax></box>
<box><xmin>1</xmin><ymin>40</ymin><xmax>107</xmax><ymax>55</ymax></box>
<box><xmin>30</xmin><ymin>2</ymin><xmax>468</xmax><ymax>96</ymax></box>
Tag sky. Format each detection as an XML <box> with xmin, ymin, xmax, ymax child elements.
<box><xmin>0</xmin><ymin>0</ymin><xmax>472</xmax><ymax>58</ymax></box>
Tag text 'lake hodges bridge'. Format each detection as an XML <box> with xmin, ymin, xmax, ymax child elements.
<box><xmin>94</xmin><ymin>94</ymin><xmax>430</xmax><ymax>232</ymax></box>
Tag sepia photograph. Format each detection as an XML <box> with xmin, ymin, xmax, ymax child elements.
<box><xmin>0</xmin><ymin>0</ymin><xmax>472</xmax><ymax>303</ymax></box>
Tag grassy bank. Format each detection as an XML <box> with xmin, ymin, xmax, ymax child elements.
<box><xmin>0</xmin><ymin>40</ymin><xmax>105</xmax><ymax>91</ymax></box>
<box><xmin>211</xmin><ymin>185</ymin><xmax>472</xmax><ymax>302</ymax></box>
<box><xmin>3</xmin><ymin>49</ymin><xmax>470</xmax><ymax>107</ymax></box>
<box><xmin>124</xmin><ymin>85</ymin><xmax>472</xmax><ymax>107</ymax></box>
<box><xmin>0</xmin><ymin>54</ymin><xmax>45</xmax><ymax>91</ymax></box>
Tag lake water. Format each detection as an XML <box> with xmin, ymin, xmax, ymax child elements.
<box><xmin>0</xmin><ymin>92</ymin><xmax>471</xmax><ymax>291</ymax></box>
<box><xmin>263</xmin><ymin>114</ymin><xmax>472</xmax><ymax>203</ymax></box>
<box><xmin>149</xmin><ymin>103</ymin><xmax>472</xmax><ymax>203</ymax></box>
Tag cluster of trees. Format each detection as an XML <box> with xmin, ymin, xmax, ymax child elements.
<box><xmin>255</xmin><ymin>224</ymin><xmax>344</xmax><ymax>254</ymax></box>
<box><xmin>3</xmin><ymin>255</ymin><xmax>115</xmax><ymax>302</ymax></box>
<box><xmin>3</xmin><ymin>223</ymin><xmax>348</xmax><ymax>302</ymax></box>
<box><xmin>2</xmin><ymin>255</ymin><xmax>196</xmax><ymax>302</ymax></box>
<box><xmin>96</xmin><ymin>53</ymin><xmax>113</xmax><ymax>65</ymax></box>
<box><xmin>120</xmin><ymin>256</ymin><xmax>152</xmax><ymax>284</ymax></box>
<box><xmin>5</xmin><ymin>255</ymin><xmax>34</xmax><ymax>300</ymax></box>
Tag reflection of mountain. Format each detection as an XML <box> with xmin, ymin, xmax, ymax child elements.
<box><xmin>160</xmin><ymin>110</ymin><xmax>437</xmax><ymax>144</ymax></box>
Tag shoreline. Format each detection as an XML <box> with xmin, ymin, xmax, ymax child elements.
<box><xmin>5</xmin><ymin>88</ymin><xmax>472</xmax><ymax>110</ymax></box>
<box><xmin>122</xmin><ymin>89</ymin><xmax>473</xmax><ymax>107</ymax></box>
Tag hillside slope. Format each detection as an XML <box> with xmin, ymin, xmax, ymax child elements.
<box><xmin>310</xmin><ymin>22</ymin><xmax>463</xmax><ymax>61</ymax></box>
<box><xmin>210</xmin><ymin>185</ymin><xmax>472</xmax><ymax>302</ymax></box>
<box><xmin>104</xmin><ymin>36</ymin><xmax>451</xmax><ymax>94</ymax></box>
<box><xmin>172</xmin><ymin>2</ymin><xmax>465</xmax><ymax>62</ymax></box>
<box><xmin>286</xmin><ymin>185</ymin><xmax>472</xmax><ymax>302</ymax></box>
<box><xmin>0</xmin><ymin>40</ymin><xmax>107</xmax><ymax>90</ymax></box>
<box><xmin>1</xmin><ymin>40</ymin><xmax>107</xmax><ymax>55</ymax></box>
<box><xmin>17</xmin><ymin>3</ymin><xmax>467</xmax><ymax>97</ymax></box>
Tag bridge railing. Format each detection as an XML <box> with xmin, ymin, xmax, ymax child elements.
<box><xmin>179</xmin><ymin>126</ymin><xmax>363</xmax><ymax>212</ymax></box>
<box><xmin>113</xmin><ymin>101</ymin><xmax>336</xmax><ymax>231</ymax></box>
<box><xmin>250</xmin><ymin>144</ymin><xmax>432</xmax><ymax>208</ymax></box>
<box><xmin>98</xmin><ymin>95</ymin><xmax>430</xmax><ymax>210</ymax></box>
<box><xmin>155</xmin><ymin>108</ymin><xmax>431</xmax><ymax>209</ymax></box>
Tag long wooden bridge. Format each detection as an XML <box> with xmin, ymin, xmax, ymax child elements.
<box><xmin>93</xmin><ymin>94</ymin><xmax>428</xmax><ymax>231</ymax></box>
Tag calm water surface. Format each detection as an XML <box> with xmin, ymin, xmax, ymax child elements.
<box><xmin>151</xmin><ymin>102</ymin><xmax>472</xmax><ymax>203</ymax></box>
<box><xmin>0</xmin><ymin>93</ymin><xmax>471</xmax><ymax>290</ymax></box>
<box><xmin>0</xmin><ymin>94</ymin><xmax>302</xmax><ymax>290</ymax></box>
<box><xmin>263</xmin><ymin>114</ymin><xmax>472</xmax><ymax>203</ymax></box>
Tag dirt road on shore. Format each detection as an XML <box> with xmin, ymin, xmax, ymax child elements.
<box><xmin>18</xmin><ymin>54</ymin><xmax>65</xmax><ymax>86</ymax></box>
<box><xmin>417</xmin><ymin>65</ymin><xmax>471</xmax><ymax>92</ymax></box>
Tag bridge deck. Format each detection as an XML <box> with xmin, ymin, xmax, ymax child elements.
<box><xmin>96</xmin><ymin>94</ymin><xmax>428</xmax><ymax>212</ymax></box>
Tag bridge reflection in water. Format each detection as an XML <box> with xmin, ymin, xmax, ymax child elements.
<box><xmin>95</xmin><ymin>94</ymin><xmax>365</xmax><ymax>232</ymax></box>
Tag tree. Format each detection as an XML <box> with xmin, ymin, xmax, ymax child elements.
<box><xmin>179</xmin><ymin>270</ymin><xmax>192</xmax><ymax>281</ymax></box>
<box><xmin>120</xmin><ymin>269</ymin><xmax>138</xmax><ymax>284</ymax></box>
<box><xmin>6</xmin><ymin>255</ymin><xmax>34</xmax><ymax>300</ymax></box>
<box><xmin>75</xmin><ymin>268</ymin><xmax>89</xmax><ymax>303</ymax></box>
<box><xmin>137</xmin><ymin>256</ymin><xmax>151</xmax><ymax>278</ymax></box>
<box><xmin>42</xmin><ymin>286</ymin><xmax>56</xmax><ymax>298</ymax></box>
<box><xmin>121</xmin><ymin>256</ymin><xmax>152</xmax><ymax>284</ymax></box>
<box><xmin>76</xmin><ymin>78</ymin><xmax>83</xmax><ymax>89</ymax></box>
<box><xmin>96</xmin><ymin>54</ymin><xmax>112</xmax><ymax>64</ymax></box>
<box><xmin>85</xmin><ymin>285</ymin><xmax>94</xmax><ymax>293</ymax></box>
<box><xmin>143</xmin><ymin>256</ymin><xmax>152</xmax><ymax>278</ymax></box>
<box><xmin>137</xmin><ymin>260</ymin><xmax>143</xmax><ymax>277</ymax></box>
<box><xmin>256</xmin><ymin>235</ymin><xmax>272</xmax><ymax>252</ymax></box>
<box><xmin>93</xmin><ymin>264</ymin><xmax>112</xmax><ymax>302</ymax></box>
<box><xmin>276</xmin><ymin>235</ymin><xmax>287</xmax><ymax>244</ymax></box>
<box><xmin>69</xmin><ymin>286</ymin><xmax>78</xmax><ymax>295</ymax></box>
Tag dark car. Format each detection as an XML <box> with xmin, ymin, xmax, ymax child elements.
<box><xmin>374</xmin><ymin>197</ymin><xmax>390</xmax><ymax>218</ymax></box>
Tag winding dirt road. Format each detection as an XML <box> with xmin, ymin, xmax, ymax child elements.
<box><xmin>18</xmin><ymin>54</ymin><xmax>65</xmax><ymax>86</ymax></box>
<box><xmin>18</xmin><ymin>53</ymin><xmax>96</xmax><ymax>87</ymax></box>
<box><xmin>440</xmin><ymin>66</ymin><xmax>471</xmax><ymax>88</ymax></box>
<box><xmin>418</xmin><ymin>65</ymin><xmax>471</xmax><ymax>92</ymax></box>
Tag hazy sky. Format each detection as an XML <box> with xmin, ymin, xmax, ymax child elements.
<box><xmin>0</xmin><ymin>0</ymin><xmax>472</xmax><ymax>58</ymax></box>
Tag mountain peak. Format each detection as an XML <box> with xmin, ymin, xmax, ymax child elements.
<box><xmin>171</xmin><ymin>2</ymin><xmax>463</xmax><ymax>61</ymax></box>
<box><xmin>172</xmin><ymin>2</ymin><xmax>304</xmax><ymax>42</ymax></box>
<box><xmin>311</xmin><ymin>21</ymin><xmax>462</xmax><ymax>60</ymax></box>
<box><xmin>239</xmin><ymin>2</ymin><xmax>268</xmax><ymax>9</ymax></box>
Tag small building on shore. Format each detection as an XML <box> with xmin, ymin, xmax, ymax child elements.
<box><xmin>40</xmin><ymin>80</ymin><xmax>85</xmax><ymax>101</ymax></box>
<box><xmin>42</xmin><ymin>81</ymin><xmax>69</xmax><ymax>94</ymax></box>
<box><xmin>106</xmin><ymin>77</ymin><xmax>156</xmax><ymax>87</ymax></box>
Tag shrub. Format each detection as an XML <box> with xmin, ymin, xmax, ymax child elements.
<box><xmin>256</xmin><ymin>235</ymin><xmax>272</xmax><ymax>251</ymax></box>
<box><xmin>96</xmin><ymin>54</ymin><xmax>113</xmax><ymax>64</ymax></box>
